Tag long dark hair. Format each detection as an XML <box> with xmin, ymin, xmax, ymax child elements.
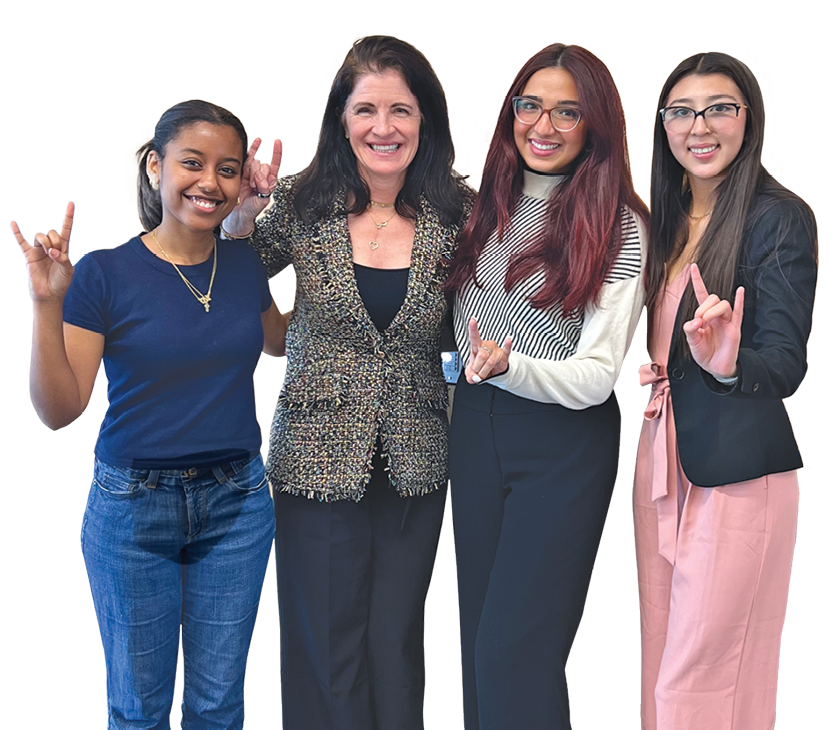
<box><xmin>647</xmin><ymin>52</ymin><xmax>816</xmax><ymax>360</ymax></box>
<box><xmin>445</xmin><ymin>43</ymin><xmax>648</xmax><ymax>313</ymax></box>
<box><xmin>136</xmin><ymin>100</ymin><xmax>248</xmax><ymax>231</ymax></box>
<box><xmin>293</xmin><ymin>35</ymin><xmax>464</xmax><ymax>226</ymax></box>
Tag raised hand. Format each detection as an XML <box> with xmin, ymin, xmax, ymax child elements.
<box><xmin>465</xmin><ymin>317</ymin><xmax>513</xmax><ymax>384</ymax></box>
<box><xmin>12</xmin><ymin>202</ymin><xmax>75</xmax><ymax>302</ymax></box>
<box><xmin>225</xmin><ymin>138</ymin><xmax>283</xmax><ymax>235</ymax></box>
<box><xmin>683</xmin><ymin>263</ymin><xmax>744</xmax><ymax>379</ymax></box>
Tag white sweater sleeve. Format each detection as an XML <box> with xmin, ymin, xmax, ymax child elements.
<box><xmin>489</xmin><ymin>219</ymin><xmax>647</xmax><ymax>409</ymax></box>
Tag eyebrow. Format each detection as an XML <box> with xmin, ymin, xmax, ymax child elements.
<box><xmin>350</xmin><ymin>101</ymin><xmax>416</xmax><ymax>109</ymax></box>
<box><xmin>180</xmin><ymin>148</ymin><xmax>242</xmax><ymax>164</ymax></box>
<box><xmin>668</xmin><ymin>94</ymin><xmax>739</xmax><ymax>105</ymax></box>
<box><xmin>522</xmin><ymin>94</ymin><xmax>580</xmax><ymax>106</ymax></box>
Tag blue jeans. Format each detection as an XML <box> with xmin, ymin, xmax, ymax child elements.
<box><xmin>81</xmin><ymin>454</ymin><xmax>275</xmax><ymax>729</ymax></box>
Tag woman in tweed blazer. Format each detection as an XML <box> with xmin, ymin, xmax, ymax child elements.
<box><xmin>223</xmin><ymin>36</ymin><xmax>473</xmax><ymax>730</ymax></box>
<box><xmin>254</xmin><ymin>173</ymin><xmax>470</xmax><ymax>500</ymax></box>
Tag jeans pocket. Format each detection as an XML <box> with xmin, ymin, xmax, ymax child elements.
<box><xmin>80</xmin><ymin>482</ymin><xmax>97</xmax><ymax>548</ymax></box>
<box><xmin>93</xmin><ymin>459</ymin><xmax>146</xmax><ymax>497</ymax></box>
<box><xmin>226</xmin><ymin>455</ymin><xmax>269</xmax><ymax>494</ymax></box>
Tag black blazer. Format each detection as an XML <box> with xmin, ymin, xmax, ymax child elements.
<box><xmin>668</xmin><ymin>192</ymin><xmax>818</xmax><ymax>487</ymax></box>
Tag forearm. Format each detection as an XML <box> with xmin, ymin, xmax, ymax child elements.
<box><xmin>491</xmin><ymin>273</ymin><xmax>645</xmax><ymax>408</ymax></box>
<box><xmin>30</xmin><ymin>301</ymin><xmax>84</xmax><ymax>429</ymax></box>
<box><xmin>725</xmin><ymin>204</ymin><xmax>817</xmax><ymax>399</ymax></box>
<box><xmin>491</xmin><ymin>351</ymin><xmax>615</xmax><ymax>408</ymax></box>
<box><xmin>248</xmin><ymin>184</ymin><xmax>294</xmax><ymax>277</ymax></box>
<box><xmin>726</xmin><ymin>342</ymin><xmax>809</xmax><ymax>399</ymax></box>
<box><xmin>262</xmin><ymin>303</ymin><xmax>289</xmax><ymax>357</ymax></box>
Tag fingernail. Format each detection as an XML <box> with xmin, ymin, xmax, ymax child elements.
<box><xmin>471</xmin><ymin>375</ymin><xmax>482</xmax><ymax>384</ymax></box>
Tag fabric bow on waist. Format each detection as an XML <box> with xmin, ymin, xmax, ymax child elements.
<box><xmin>640</xmin><ymin>361</ymin><xmax>669</xmax><ymax>425</ymax></box>
<box><xmin>639</xmin><ymin>361</ymin><xmax>679</xmax><ymax>564</ymax></box>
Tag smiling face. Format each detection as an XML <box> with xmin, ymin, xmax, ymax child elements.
<box><xmin>664</xmin><ymin>73</ymin><xmax>747</xmax><ymax>186</ymax></box>
<box><xmin>343</xmin><ymin>69</ymin><xmax>422</xmax><ymax>187</ymax></box>
<box><xmin>147</xmin><ymin>121</ymin><xmax>243</xmax><ymax>234</ymax></box>
<box><xmin>513</xmin><ymin>67</ymin><xmax>587</xmax><ymax>174</ymax></box>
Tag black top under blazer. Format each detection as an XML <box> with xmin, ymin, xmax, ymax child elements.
<box><xmin>668</xmin><ymin>191</ymin><xmax>818</xmax><ymax>488</ymax></box>
<box><xmin>251</xmin><ymin>174</ymin><xmax>475</xmax><ymax>501</ymax></box>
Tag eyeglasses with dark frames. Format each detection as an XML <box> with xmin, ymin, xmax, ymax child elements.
<box><xmin>659</xmin><ymin>103</ymin><xmax>748</xmax><ymax>132</ymax></box>
<box><xmin>512</xmin><ymin>97</ymin><xmax>583</xmax><ymax>133</ymax></box>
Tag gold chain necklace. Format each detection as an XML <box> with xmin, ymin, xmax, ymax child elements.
<box><xmin>688</xmin><ymin>209</ymin><xmax>712</xmax><ymax>221</ymax></box>
<box><xmin>366</xmin><ymin>207</ymin><xmax>398</xmax><ymax>250</ymax></box>
<box><xmin>370</xmin><ymin>200</ymin><xmax>395</xmax><ymax>208</ymax></box>
<box><xmin>151</xmin><ymin>229</ymin><xmax>217</xmax><ymax>313</ymax></box>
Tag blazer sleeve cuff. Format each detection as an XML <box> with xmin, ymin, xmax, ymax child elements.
<box><xmin>700</xmin><ymin>363</ymin><xmax>741</xmax><ymax>395</ymax></box>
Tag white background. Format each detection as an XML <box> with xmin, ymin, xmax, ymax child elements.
<box><xmin>1</xmin><ymin>1</ymin><xmax>836</xmax><ymax>726</ymax></box>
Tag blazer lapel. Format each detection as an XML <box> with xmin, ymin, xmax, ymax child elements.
<box><xmin>317</xmin><ymin>196</ymin><xmax>384</xmax><ymax>344</ymax></box>
<box><xmin>314</xmin><ymin>192</ymin><xmax>452</xmax><ymax>342</ymax></box>
<box><xmin>387</xmin><ymin>194</ymin><xmax>442</xmax><ymax>335</ymax></box>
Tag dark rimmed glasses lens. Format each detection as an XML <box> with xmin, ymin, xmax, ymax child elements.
<box><xmin>659</xmin><ymin>103</ymin><xmax>746</xmax><ymax>133</ymax></box>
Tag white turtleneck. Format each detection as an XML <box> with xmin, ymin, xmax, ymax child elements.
<box><xmin>453</xmin><ymin>169</ymin><xmax>647</xmax><ymax>409</ymax></box>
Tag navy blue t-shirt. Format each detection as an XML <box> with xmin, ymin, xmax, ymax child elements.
<box><xmin>63</xmin><ymin>235</ymin><xmax>272</xmax><ymax>469</ymax></box>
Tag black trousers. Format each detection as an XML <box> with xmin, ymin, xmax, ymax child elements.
<box><xmin>450</xmin><ymin>379</ymin><xmax>620</xmax><ymax>730</ymax></box>
<box><xmin>273</xmin><ymin>456</ymin><xmax>447</xmax><ymax>730</ymax></box>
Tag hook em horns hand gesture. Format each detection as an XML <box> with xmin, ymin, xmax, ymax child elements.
<box><xmin>12</xmin><ymin>202</ymin><xmax>75</xmax><ymax>302</ymax></box>
<box><xmin>465</xmin><ymin>317</ymin><xmax>513</xmax><ymax>384</ymax></box>
<box><xmin>683</xmin><ymin>263</ymin><xmax>744</xmax><ymax>380</ymax></box>
<box><xmin>234</xmin><ymin>138</ymin><xmax>283</xmax><ymax>226</ymax></box>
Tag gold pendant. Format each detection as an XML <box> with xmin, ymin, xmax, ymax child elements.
<box><xmin>199</xmin><ymin>295</ymin><xmax>211</xmax><ymax>313</ymax></box>
<box><xmin>369</xmin><ymin>240</ymin><xmax>379</xmax><ymax>250</ymax></box>
<box><xmin>375</xmin><ymin>221</ymin><xmax>388</xmax><ymax>229</ymax></box>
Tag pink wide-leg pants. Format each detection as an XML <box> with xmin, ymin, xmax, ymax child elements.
<box><xmin>633</xmin><ymin>459</ymin><xmax>798</xmax><ymax>730</ymax></box>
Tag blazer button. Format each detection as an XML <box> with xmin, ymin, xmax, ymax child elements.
<box><xmin>670</xmin><ymin>367</ymin><xmax>684</xmax><ymax>381</ymax></box>
<box><xmin>752</xmin><ymin>383</ymin><xmax>760</xmax><ymax>392</ymax></box>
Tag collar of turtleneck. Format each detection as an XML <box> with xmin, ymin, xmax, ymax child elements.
<box><xmin>522</xmin><ymin>169</ymin><xmax>568</xmax><ymax>201</ymax></box>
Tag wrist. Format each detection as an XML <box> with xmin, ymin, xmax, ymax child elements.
<box><xmin>221</xmin><ymin>210</ymin><xmax>256</xmax><ymax>239</ymax></box>
<box><xmin>32</xmin><ymin>298</ymin><xmax>65</xmax><ymax>314</ymax></box>
<box><xmin>711</xmin><ymin>363</ymin><xmax>739</xmax><ymax>385</ymax></box>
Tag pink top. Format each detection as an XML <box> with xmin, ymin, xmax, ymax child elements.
<box><xmin>638</xmin><ymin>266</ymin><xmax>690</xmax><ymax>565</ymax></box>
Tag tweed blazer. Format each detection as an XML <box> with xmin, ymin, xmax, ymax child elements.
<box><xmin>667</xmin><ymin>192</ymin><xmax>818</xmax><ymax>487</ymax></box>
<box><xmin>252</xmin><ymin>174</ymin><xmax>475</xmax><ymax>501</ymax></box>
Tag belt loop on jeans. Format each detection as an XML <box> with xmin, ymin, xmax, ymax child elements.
<box><xmin>212</xmin><ymin>464</ymin><xmax>229</xmax><ymax>484</ymax></box>
<box><xmin>146</xmin><ymin>470</ymin><xmax>160</xmax><ymax>490</ymax></box>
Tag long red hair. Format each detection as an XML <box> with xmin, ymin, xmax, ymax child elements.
<box><xmin>446</xmin><ymin>44</ymin><xmax>648</xmax><ymax>313</ymax></box>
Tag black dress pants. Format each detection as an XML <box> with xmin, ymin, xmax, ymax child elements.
<box><xmin>450</xmin><ymin>378</ymin><xmax>620</xmax><ymax>730</ymax></box>
<box><xmin>274</xmin><ymin>456</ymin><xmax>447</xmax><ymax>730</ymax></box>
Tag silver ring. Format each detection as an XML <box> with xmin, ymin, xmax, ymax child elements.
<box><xmin>256</xmin><ymin>191</ymin><xmax>272</xmax><ymax>199</ymax></box>
<box><xmin>479</xmin><ymin>345</ymin><xmax>492</xmax><ymax>354</ymax></box>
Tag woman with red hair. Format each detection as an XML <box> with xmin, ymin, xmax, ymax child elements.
<box><xmin>446</xmin><ymin>44</ymin><xmax>648</xmax><ymax>729</ymax></box>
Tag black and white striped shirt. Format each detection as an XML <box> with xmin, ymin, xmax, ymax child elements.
<box><xmin>454</xmin><ymin>170</ymin><xmax>646</xmax><ymax>409</ymax></box>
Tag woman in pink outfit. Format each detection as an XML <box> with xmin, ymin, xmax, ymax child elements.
<box><xmin>634</xmin><ymin>52</ymin><xmax>817</xmax><ymax>729</ymax></box>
